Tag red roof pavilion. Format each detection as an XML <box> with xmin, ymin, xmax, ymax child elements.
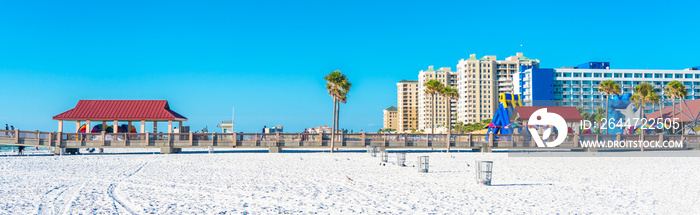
<box><xmin>53</xmin><ymin>100</ymin><xmax>187</xmax><ymax>133</ymax></box>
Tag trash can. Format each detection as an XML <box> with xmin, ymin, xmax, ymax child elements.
<box><xmin>476</xmin><ymin>160</ymin><xmax>493</xmax><ymax>185</ymax></box>
<box><xmin>380</xmin><ymin>150</ymin><xmax>388</xmax><ymax>162</ymax></box>
<box><xmin>368</xmin><ymin>146</ymin><xmax>377</xmax><ymax>157</ymax></box>
<box><xmin>396</xmin><ymin>152</ymin><xmax>406</xmax><ymax>167</ymax></box>
<box><xmin>418</xmin><ymin>156</ymin><xmax>429</xmax><ymax>173</ymax></box>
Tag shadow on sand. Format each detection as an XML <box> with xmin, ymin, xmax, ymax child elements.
<box><xmin>489</xmin><ymin>183</ymin><xmax>553</xmax><ymax>187</ymax></box>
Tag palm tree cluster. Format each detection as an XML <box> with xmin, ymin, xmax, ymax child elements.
<box><xmin>595</xmin><ymin>80</ymin><xmax>695</xmax><ymax>134</ymax></box>
<box><xmin>664</xmin><ymin>80</ymin><xmax>687</xmax><ymax>133</ymax></box>
<box><xmin>598</xmin><ymin>80</ymin><xmax>621</xmax><ymax>134</ymax></box>
<box><xmin>325</xmin><ymin>70</ymin><xmax>351</xmax><ymax>153</ymax></box>
<box><xmin>450</xmin><ymin>119</ymin><xmax>492</xmax><ymax>134</ymax></box>
<box><xmin>422</xmin><ymin>79</ymin><xmax>459</xmax><ymax>134</ymax></box>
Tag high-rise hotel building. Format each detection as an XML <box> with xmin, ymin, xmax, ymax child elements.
<box><xmin>517</xmin><ymin>62</ymin><xmax>700</xmax><ymax>114</ymax></box>
<box><xmin>395</xmin><ymin>80</ymin><xmax>419</xmax><ymax>132</ymax></box>
<box><xmin>418</xmin><ymin>66</ymin><xmax>458</xmax><ymax>133</ymax></box>
<box><xmin>456</xmin><ymin>53</ymin><xmax>539</xmax><ymax>123</ymax></box>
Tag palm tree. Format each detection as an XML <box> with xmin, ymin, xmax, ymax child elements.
<box><xmin>598</xmin><ymin>80</ymin><xmax>621</xmax><ymax>134</ymax></box>
<box><xmin>325</xmin><ymin>70</ymin><xmax>351</xmax><ymax>153</ymax></box>
<box><xmin>665</xmin><ymin>81</ymin><xmax>687</xmax><ymax>134</ymax></box>
<box><xmin>440</xmin><ymin>86</ymin><xmax>459</xmax><ymax>152</ymax></box>
<box><xmin>630</xmin><ymin>82</ymin><xmax>660</xmax><ymax>126</ymax></box>
<box><xmin>424</xmin><ymin>79</ymin><xmax>444</xmax><ymax>134</ymax></box>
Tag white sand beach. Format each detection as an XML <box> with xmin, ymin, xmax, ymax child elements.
<box><xmin>1</xmin><ymin>150</ymin><xmax>699</xmax><ymax>214</ymax></box>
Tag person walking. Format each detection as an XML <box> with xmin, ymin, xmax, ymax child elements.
<box><xmin>302</xmin><ymin>129</ymin><xmax>308</xmax><ymax>141</ymax></box>
<box><xmin>261</xmin><ymin>126</ymin><xmax>267</xmax><ymax>140</ymax></box>
<box><xmin>10</xmin><ymin>126</ymin><xmax>14</xmax><ymax>138</ymax></box>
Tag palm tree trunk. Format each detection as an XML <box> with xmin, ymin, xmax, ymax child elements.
<box><xmin>432</xmin><ymin>93</ymin><xmax>436</xmax><ymax>134</ymax></box>
<box><xmin>331</xmin><ymin>98</ymin><xmax>337</xmax><ymax>153</ymax></box>
<box><xmin>336</xmin><ymin>101</ymin><xmax>341</xmax><ymax>142</ymax></box>
<box><xmin>446</xmin><ymin>96</ymin><xmax>451</xmax><ymax>153</ymax></box>
<box><xmin>605</xmin><ymin>94</ymin><xmax>610</xmax><ymax>135</ymax></box>
<box><xmin>672</xmin><ymin>98</ymin><xmax>676</xmax><ymax>134</ymax></box>
<box><xmin>679</xmin><ymin>98</ymin><xmax>683</xmax><ymax>135</ymax></box>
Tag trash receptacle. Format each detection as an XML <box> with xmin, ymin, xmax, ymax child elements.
<box><xmin>476</xmin><ymin>160</ymin><xmax>493</xmax><ymax>185</ymax></box>
<box><xmin>368</xmin><ymin>146</ymin><xmax>376</xmax><ymax>157</ymax></box>
<box><xmin>396</xmin><ymin>152</ymin><xmax>406</xmax><ymax>167</ymax></box>
<box><xmin>380</xmin><ymin>150</ymin><xmax>388</xmax><ymax>162</ymax></box>
<box><xmin>418</xmin><ymin>156</ymin><xmax>429</xmax><ymax>173</ymax></box>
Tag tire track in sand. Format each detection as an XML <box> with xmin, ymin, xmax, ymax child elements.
<box><xmin>108</xmin><ymin>161</ymin><xmax>148</xmax><ymax>214</ymax></box>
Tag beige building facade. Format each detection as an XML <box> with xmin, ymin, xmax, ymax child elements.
<box><xmin>456</xmin><ymin>53</ymin><xmax>539</xmax><ymax>123</ymax></box>
<box><xmin>396</xmin><ymin>80</ymin><xmax>419</xmax><ymax>132</ymax></box>
<box><xmin>382</xmin><ymin>106</ymin><xmax>398</xmax><ymax>131</ymax></box>
<box><xmin>418</xmin><ymin>66</ymin><xmax>458</xmax><ymax>133</ymax></box>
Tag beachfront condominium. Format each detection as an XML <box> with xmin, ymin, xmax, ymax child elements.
<box><xmin>418</xmin><ymin>66</ymin><xmax>458</xmax><ymax>133</ymax></box>
<box><xmin>456</xmin><ymin>53</ymin><xmax>539</xmax><ymax>124</ymax></box>
<box><xmin>517</xmin><ymin>62</ymin><xmax>700</xmax><ymax>114</ymax></box>
<box><xmin>382</xmin><ymin>106</ymin><xmax>398</xmax><ymax>131</ymax></box>
<box><xmin>396</xmin><ymin>79</ymin><xmax>419</xmax><ymax>132</ymax></box>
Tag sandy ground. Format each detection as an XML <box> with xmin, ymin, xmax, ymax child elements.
<box><xmin>1</xmin><ymin>150</ymin><xmax>699</xmax><ymax>214</ymax></box>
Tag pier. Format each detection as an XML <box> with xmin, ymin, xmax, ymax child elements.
<box><xmin>2</xmin><ymin>130</ymin><xmax>699</xmax><ymax>154</ymax></box>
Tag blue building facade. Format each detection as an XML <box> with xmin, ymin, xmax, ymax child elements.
<box><xmin>516</xmin><ymin>66</ymin><xmax>555</xmax><ymax>106</ymax></box>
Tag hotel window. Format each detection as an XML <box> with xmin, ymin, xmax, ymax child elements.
<box><xmin>624</xmin><ymin>73</ymin><xmax>632</xmax><ymax>78</ymax></box>
<box><xmin>614</xmin><ymin>73</ymin><xmax>622</xmax><ymax>78</ymax></box>
<box><xmin>594</xmin><ymin>73</ymin><xmax>602</xmax><ymax>77</ymax></box>
<box><xmin>574</xmin><ymin>73</ymin><xmax>582</xmax><ymax>77</ymax></box>
<box><xmin>644</xmin><ymin>74</ymin><xmax>652</xmax><ymax>78</ymax></box>
<box><xmin>604</xmin><ymin>73</ymin><xmax>612</xmax><ymax>78</ymax></box>
<box><xmin>675</xmin><ymin>74</ymin><xmax>682</xmax><ymax>78</ymax></box>
<box><xmin>686</xmin><ymin>74</ymin><xmax>693</xmax><ymax>78</ymax></box>
<box><xmin>584</xmin><ymin>73</ymin><xmax>592</xmax><ymax>77</ymax></box>
<box><xmin>665</xmin><ymin>74</ymin><xmax>673</xmax><ymax>78</ymax></box>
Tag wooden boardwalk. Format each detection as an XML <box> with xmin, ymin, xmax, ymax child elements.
<box><xmin>1</xmin><ymin>129</ymin><xmax>699</xmax><ymax>154</ymax></box>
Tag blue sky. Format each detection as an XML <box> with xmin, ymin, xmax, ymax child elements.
<box><xmin>1</xmin><ymin>0</ymin><xmax>698</xmax><ymax>133</ymax></box>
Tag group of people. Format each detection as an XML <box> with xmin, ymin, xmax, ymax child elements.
<box><xmin>3</xmin><ymin>124</ymin><xmax>24</xmax><ymax>155</ymax></box>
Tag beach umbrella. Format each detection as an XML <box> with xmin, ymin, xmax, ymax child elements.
<box><xmin>483</xmin><ymin>123</ymin><xmax>496</xmax><ymax>129</ymax></box>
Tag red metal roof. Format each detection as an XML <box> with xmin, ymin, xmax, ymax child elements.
<box><xmin>646</xmin><ymin>99</ymin><xmax>700</xmax><ymax>122</ymax></box>
<box><xmin>514</xmin><ymin>106</ymin><xmax>583</xmax><ymax>122</ymax></box>
<box><xmin>53</xmin><ymin>100</ymin><xmax>187</xmax><ymax>121</ymax></box>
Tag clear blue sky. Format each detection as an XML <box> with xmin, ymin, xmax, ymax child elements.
<box><xmin>1</xmin><ymin>0</ymin><xmax>698</xmax><ymax>133</ymax></box>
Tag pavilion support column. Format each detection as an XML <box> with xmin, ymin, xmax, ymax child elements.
<box><xmin>75</xmin><ymin>121</ymin><xmax>80</xmax><ymax>133</ymax></box>
<box><xmin>113</xmin><ymin>120</ymin><xmax>118</xmax><ymax>133</ymax></box>
<box><xmin>128</xmin><ymin>121</ymin><xmax>132</xmax><ymax>132</ymax></box>
<box><xmin>86</xmin><ymin>120</ymin><xmax>91</xmax><ymax>134</ymax></box>
<box><xmin>178</xmin><ymin>121</ymin><xmax>183</xmax><ymax>133</ymax></box>
<box><xmin>140</xmin><ymin>120</ymin><xmax>146</xmax><ymax>133</ymax></box>
<box><xmin>168</xmin><ymin>120</ymin><xmax>173</xmax><ymax>133</ymax></box>
<box><xmin>58</xmin><ymin>120</ymin><xmax>64</xmax><ymax>133</ymax></box>
<box><xmin>153</xmin><ymin>122</ymin><xmax>158</xmax><ymax>133</ymax></box>
<box><xmin>102</xmin><ymin>121</ymin><xmax>106</xmax><ymax>132</ymax></box>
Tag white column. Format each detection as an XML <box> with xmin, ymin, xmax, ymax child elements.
<box><xmin>102</xmin><ymin>121</ymin><xmax>106</xmax><ymax>132</ymax></box>
<box><xmin>141</xmin><ymin>120</ymin><xmax>146</xmax><ymax>133</ymax></box>
<box><xmin>86</xmin><ymin>120</ymin><xmax>91</xmax><ymax>134</ymax></box>
<box><xmin>178</xmin><ymin>121</ymin><xmax>183</xmax><ymax>133</ymax></box>
<box><xmin>153</xmin><ymin>121</ymin><xmax>157</xmax><ymax>133</ymax></box>
<box><xmin>58</xmin><ymin>120</ymin><xmax>64</xmax><ymax>133</ymax></box>
<box><xmin>113</xmin><ymin>120</ymin><xmax>118</xmax><ymax>133</ymax></box>
<box><xmin>128</xmin><ymin>121</ymin><xmax>132</xmax><ymax>133</ymax></box>
<box><xmin>168</xmin><ymin>120</ymin><xmax>173</xmax><ymax>133</ymax></box>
